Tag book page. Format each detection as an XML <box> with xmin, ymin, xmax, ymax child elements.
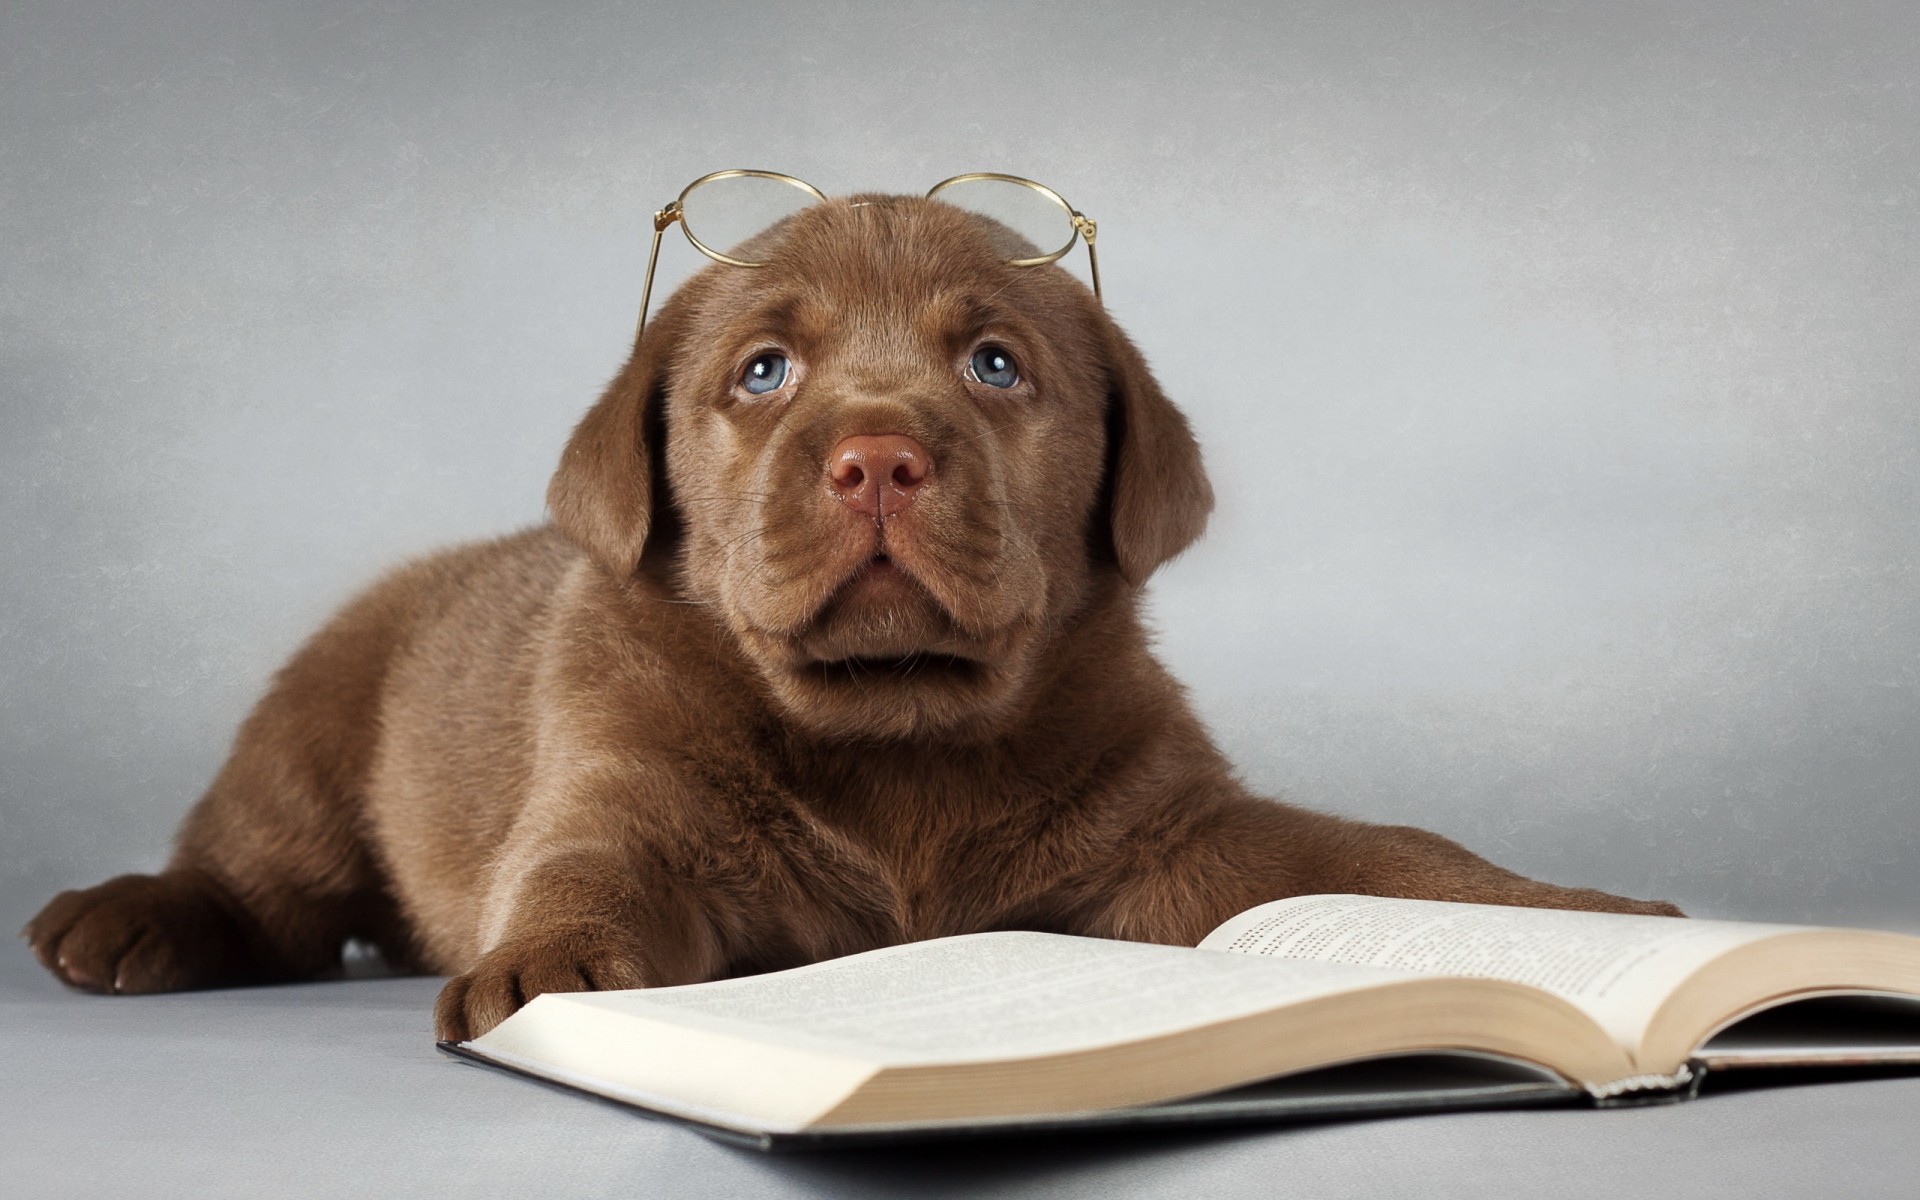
<box><xmin>564</xmin><ymin>931</ymin><xmax>1422</xmax><ymax>1066</ymax></box>
<box><xmin>1199</xmin><ymin>895</ymin><xmax>1799</xmax><ymax>1057</ymax></box>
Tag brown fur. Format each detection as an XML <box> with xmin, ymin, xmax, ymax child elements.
<box><xmin>24</xmin><ymin>195</ymin><xmax>1681</xmax><ymax>1041</ymax></box>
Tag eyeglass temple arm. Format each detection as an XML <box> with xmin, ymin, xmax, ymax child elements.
<box><xmin>1074</xmin><ymin>213</ymin><xmax>1101</xmax><ymax>303</ymax></box>
<box><xmin>636</xmin><ymin>201</ymin><xmax>683</xmax><ymax>342</ymax></box>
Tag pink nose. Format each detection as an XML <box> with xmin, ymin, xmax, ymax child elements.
<box><xmin>828</xmin><ymin>434</ymin><xmax>932</xmax><ymax>519</ymax></box>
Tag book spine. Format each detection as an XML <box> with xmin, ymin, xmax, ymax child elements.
<box><xmin>1584</xmin><ymin>1064</ymin><xmax>1697</xmax><ymax>1103</ymax></box>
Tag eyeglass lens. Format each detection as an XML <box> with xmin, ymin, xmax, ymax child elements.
<box><xmin>925</xmin><ymin>176</ymin><xmax>1081</xmax><ymax>263</ymax></box>
<box><xmin>680</xmin><ymin>174</ymin><xmax>822</xmax><ymax>264</ymax></box>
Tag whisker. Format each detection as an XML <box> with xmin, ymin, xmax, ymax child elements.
<box><xmin>675</xmin><ymin>493</ymin><xmax>773</xmax><ymax>506</ymax></box>
<box><xmin>720</xmin><ymin>526</ymin><xmax>772</xmax><ymax>555</ymax></box>
<box><xmin>955</xmin><ymin>422</ymin><xmax>1013</xmax><ymax>448</ymax></box>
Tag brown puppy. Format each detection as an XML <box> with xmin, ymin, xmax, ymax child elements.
<box><xmin>25</xmin><ymin>195</ymin><xmax>1681</xmax><ymax>1041</ymax></box>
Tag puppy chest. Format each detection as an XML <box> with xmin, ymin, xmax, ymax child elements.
<box><xmin>699</xmin><ymin>799</ymin><xmax>1037</xmax><ymax>947</ymax></box>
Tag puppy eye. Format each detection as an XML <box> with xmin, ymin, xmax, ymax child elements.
<box><xmin>741</xmin><ymin>352</ymin><xmax>791</xmax><ymax>395</ymax></box>
<box><xmin>967</xmin><ymin>345</ymin><xmax>1020</xmax><ymax>389</ymax></box>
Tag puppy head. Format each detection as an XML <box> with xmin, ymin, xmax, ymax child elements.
<box><xmin>549</xmin><ymin>194</ymin><xmax>1212</xmax><ymax>740</ymax></box>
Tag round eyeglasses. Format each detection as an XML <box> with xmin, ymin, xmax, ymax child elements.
<box><xmin>635</xmin><ymin>170</ymin><xmax>1101</xmax><ymax>338</ymax></box>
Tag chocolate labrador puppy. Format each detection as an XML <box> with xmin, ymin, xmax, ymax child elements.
<box><xmin>25</xmin><ymin>194</ymin><xmax>1681</xmax><ymax>1040</ymax></box>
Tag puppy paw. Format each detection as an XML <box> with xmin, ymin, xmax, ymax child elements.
<box><xmin>435</xmin><ymin>926</ymin><xmax>650</xmax><ymax>1042</ymax></box>
<box><xmin>22</xmin><ymin>871</ymin><xmax>263</xmax><ymax>994</ymax></box>
<box><xmin>1613</xmin><ymin>896</ymin><xmax>1686</xmax><ymax>918</ymax></box>
<box><xmin>1522</xmin><ymin>885</ymin><xmax>1686</xmax><ymax>918</ymax></box>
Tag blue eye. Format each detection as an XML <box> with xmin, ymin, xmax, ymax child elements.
<box><xmin>968</xmin><ymin>345</ymin><xmax>1019</xmax><ymax>389</ymax></box>
<box><xmin>741</xmin><ymin>352</ymin><xmax>790</xmax><ymax>395</ymax></box>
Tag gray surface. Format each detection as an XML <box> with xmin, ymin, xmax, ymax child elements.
<box><xmin>4</xmin><ymin>2</ymin><xmax>1919</xmax><ymax>1195</ymax></box>
<box><xmin>5</xmin><ymin>956</ymin><xmax>1920</xmax><ymax>1199</ymax></box>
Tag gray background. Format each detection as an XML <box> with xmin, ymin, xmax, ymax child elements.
<box><xmin>5</xmin><ymin>0</ymin><xmax>1918</xmax><ymax>947</ymax></box>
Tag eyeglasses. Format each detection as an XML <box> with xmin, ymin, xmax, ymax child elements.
<box><xmin>635</xmin><ymin>170</ymin><xmax>1101</xmax><ymax>339</ymax></box>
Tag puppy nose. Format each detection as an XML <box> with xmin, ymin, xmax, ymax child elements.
<box><xmin>828</xmin><ymin>434</ymin><xmax>933</xmax><ymax>519</ymax></box>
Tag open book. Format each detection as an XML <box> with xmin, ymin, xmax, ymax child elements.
<box><xmin>442</xmin><ymin>895</ymin><xmax>1920</xmax><ymax>1148</ymax></box>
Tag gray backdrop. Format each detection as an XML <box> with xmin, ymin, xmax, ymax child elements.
<box><xmin>3</xmin><ymin>0</ymin><xmax>1915</xmax><ymax>942</ymax></box>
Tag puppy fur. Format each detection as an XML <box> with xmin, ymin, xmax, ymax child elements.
<box><xmin>25</xmin><ymin>195</ymin><xmax>1681</xmax><ymax>1040</ymax></box>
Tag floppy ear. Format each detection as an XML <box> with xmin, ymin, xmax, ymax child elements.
<box><xmin>546</xmin><ymin>302</ymin><xmax>687</xmax><ymax>577</ymax></box>
<box><xmin>1101</xmin><ymin>317</ymin><xmax>1215</xmax><ymax>586</ymax></box>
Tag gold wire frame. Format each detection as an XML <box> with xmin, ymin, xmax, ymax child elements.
<box><xmin>926</xmin><ymin>172</ymin><xmax>1099</xmax><ymax>276</ymax></box>
<box><xmin>635</xmin><ymin>170</ymin><xmax>1100</xmax><ymax>339</ymax></box>
<box><xmin>636</xmin><ymin>169</ymin><xmax>826</xmax><ymax>340</ymax></box>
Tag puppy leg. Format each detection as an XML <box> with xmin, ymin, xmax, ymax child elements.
<box><xmin>25</xmin><ymin>739</ymin><xmax>407</xmax><ymax>993</ymax></box>
<box><xmin>1285</xmin><ymin>814</ymin><xmax>1687</xmax><ymax>917</ymax></box>
<box><xmin>435</xmin><ymin>784</ymin><xmax>728</xmax><ymax>1040</ymax></box>
<box><xmin>25</xmin><ymin>589</ymin><xmax>417</xmax><ymax>993</ymax></box>
<box><xmin>1074</xmin><ymin>794</ymin><xmax>1682</xmax><ymax>946</ymax></box>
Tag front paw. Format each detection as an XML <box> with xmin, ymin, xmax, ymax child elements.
<box><xmin>434</xmin><ymin>925</ymin><xmax>650</xmax><ymax>1042</ymax></box>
